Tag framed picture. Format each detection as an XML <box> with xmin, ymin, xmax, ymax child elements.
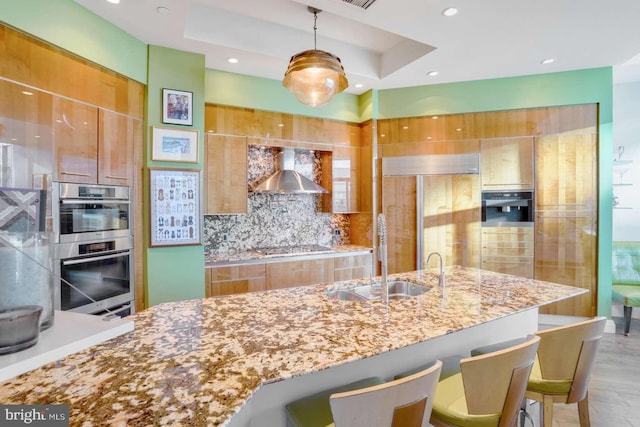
<box><xmin>152</xmin><ymin>126</ymin><xmax>199</xmax><ymax>163</ymax></box>
<box><xmin>149</xmin><ymin>168</ymin><xmax>201</xmax><ymax>247</ymax></box>
<box><xmin>162</xmin><ymin>88</ymin><xmax>193</xmax><ymax>126</ymax></box>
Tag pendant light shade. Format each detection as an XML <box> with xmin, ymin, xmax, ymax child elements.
<box><xmin>282</xmin><ymin>8</ymin><xmax>349</xmax><ymax>107</ymax></box>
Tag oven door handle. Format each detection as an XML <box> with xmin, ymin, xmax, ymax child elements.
<box><xmin>62</xmin><ymin>251</ymin><xmax>131</xmax><ymax>265</ymax></box>
<box><xmin>60</xmin><ymin>199</ymin><xmax>130</xmax><ymax>205</ymax></box>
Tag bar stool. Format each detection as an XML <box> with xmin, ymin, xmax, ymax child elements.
<box><xmin>430</xmin><ymin>336</ymin><xmax>540</xmax><ymax>427</ymax></box>
<box><xmin>525</xmin><ymin>316</ymin><xmax>606</xmax><ymax>427</ymax></box>
<box><xmin>285</xmin><ymin>360</ymin><xmax>443</xmax><ymax>427</ymax></box>
<box><xmin>470</xmin><ymin>316</ymin><xmax>607</xmax><ymax>427</ymax></box>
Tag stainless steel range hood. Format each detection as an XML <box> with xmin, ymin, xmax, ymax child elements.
<box><xmin>252</xmin><ymin>148</ymin><xmax>329</xmax><ymax>194</ymax></box>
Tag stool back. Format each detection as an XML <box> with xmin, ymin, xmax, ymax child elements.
<box><xmin>329</xmin><ymin>360</ymin><xmax>442</xmax><ymax>427</ymax></box>
<box><xmin>460</xmin><ymin>335</ymin><xmax>540</xmax><ymax>427</ymax></box>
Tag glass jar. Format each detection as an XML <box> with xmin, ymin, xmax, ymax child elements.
<box><xmin>0</xmin><ymin>232</ymin><xmax>55</xmax><ymax>330</ymax></box>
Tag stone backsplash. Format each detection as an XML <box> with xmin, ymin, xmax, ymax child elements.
<box><xmin>204</xmin><ymin>145</ymin><xmax>349</xmax><ymax>255</ymax></box>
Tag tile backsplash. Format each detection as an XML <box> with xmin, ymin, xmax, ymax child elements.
<box><xmin>204</xmin><ymin>145</ymin><xmax>349</xmax><ymax>255</ymax></box>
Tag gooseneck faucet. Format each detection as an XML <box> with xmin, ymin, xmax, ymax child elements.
<box><xmin>426</xmin><ymin>252</ymin><xmax>445</xmax><ymax>298</ymax></box>
<box><xmin>377</xmin><ymin>213</ymin><xmax>388</xmax><ymax>305</ymax></box>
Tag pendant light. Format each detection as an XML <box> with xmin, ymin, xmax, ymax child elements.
<box><xmin>282</xmin><ymin>7</ymin><xmax>349</xmax><ymax>107</ymax></box>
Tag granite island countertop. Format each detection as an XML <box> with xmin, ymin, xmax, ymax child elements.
<box><xmin>0</xmin><ymin>266</ymin><xmax>585</xmax><ymax>426</ymax></box>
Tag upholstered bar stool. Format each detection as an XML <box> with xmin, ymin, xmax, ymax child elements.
<box><xmin>285</xmin><ymin>360</ymin><xmax>442</xmax><ymax>427</ymax></box>
<box><xmin>524</xmin><ymin>316</ymin><xmax>606</xmax><ymax>427</ymax></box>
<box><xmin>430</xmin><ymin>336</ymin><xmax>540</xmax><ymax>427</ymax></box>
<box><xmin>470</xmin><ymin>316</ymin><xmax>607</xmax><ymax>427</ymax></box>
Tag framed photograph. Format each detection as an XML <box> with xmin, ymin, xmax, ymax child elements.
<box><xmin>152</xmin><ymin>126</ymin><xmax>199</xmax><ymax>163</ymax></box>
<box><xmin>162</xmin><ymin>88</ymin><xmax>193</xmax><ymax>126</ymax></box>
<box><xmin>149</xmin><ymin>168</ymin><xmax>201</xmax><ymax>247</ymax></box>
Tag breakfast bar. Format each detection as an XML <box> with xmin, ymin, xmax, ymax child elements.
<box><xmin>0</xmin><ymin>267</ymin><xmax>585</xmax><ymax>426</ymax></box>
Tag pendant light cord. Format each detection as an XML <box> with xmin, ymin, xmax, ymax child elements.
<box><xmin>313</xmin><ymin>10</ymin><xmax>318</xmax><ymax>50</ymax></box>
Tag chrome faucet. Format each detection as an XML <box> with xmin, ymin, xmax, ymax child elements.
<box><xmin>377</xmin><ymin>213</ymin><xmax>388</xmax><ymax>304</ymax></box>
<box><xmin>426</xmin><ymin>252</ymin><xmax>445</xmax><ymax>298</ymax></box>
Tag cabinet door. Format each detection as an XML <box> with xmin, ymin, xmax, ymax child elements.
<box><xmin>481</xmin><ymin>137</ymin><xmax>534</xmax><ymax>190</ymax></box>
<box><xmin>53</xmin><ymin>97</ymin><xmax>98</xmax><ymax>183</ymax></box>
<box><xmin>98</xmin><ymin>109</ymin><xmax>135</xmax><ymax>186</ymax></box>
<box><xmin>534</xmin><ymin>134</ymin><xmax>597</xmax><ymax>317</ymax></box>
<box><xmin>205</xmin><ymin>134</ymin><xmax>247</xmax><ymax>214</ymax></box>
<box><xmin>334</xmin><ymin>253</ymin><xmax>373</xmax><ymax>281</ymax></box>
<box><xmin>332</xmin><ymin>146</ymin><xmax>360</xmax><ymax>213</ymax></box>
<box><xmin>207</xmin><ymin>264</ymin><xmax>266</xmax><ymax>296</ymax></box>
<box><xmin>266</xmin><ymin>258</ymin><xmax>334</xmax><ymax>290</ymax></box>
<box><xmin>0</xmin><ymin>80</ymin><xmax>53</xmax><ymax>188</ymax></box>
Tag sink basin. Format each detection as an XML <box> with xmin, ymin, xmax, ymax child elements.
<box><xmin>325</xmin><ymin>280</ymin><xmax>431</xmax><ymax>302</ymax></box>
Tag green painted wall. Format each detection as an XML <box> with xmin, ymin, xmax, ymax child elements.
<box><xmin>145</xmin><ymin>46</ymin><xmax>206</xmax><ymax>306</ymax></box>
<box><xmin>0</xmin><ymin>0</ymin><xmax>147</xmax><ymax>83</ymax></box>
<box><xmin>378</xmin><ymin>68</ymin><xmax>613</xmax><ymax>317</ymax></box>
<box><xmin>204</xmin><ymin>69</ymin><xmax>361</xmax><ymax>122</ymax></box>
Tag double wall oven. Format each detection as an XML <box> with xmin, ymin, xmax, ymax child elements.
<box><xmin>52</xmin><ymin>182</ymin><xmax>134</xmax><ymax>316</ymax></box>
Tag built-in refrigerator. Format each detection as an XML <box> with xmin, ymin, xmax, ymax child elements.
<box><xmin>381</xmin><ymin>154</ymin><xmax>481</xmax><ymax>274</ymax></box>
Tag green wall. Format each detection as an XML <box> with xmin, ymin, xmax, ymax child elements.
<box><xmin>204</xmin><ymin>69</ymin><xmax>362</xmax><ymax>122</ymax></box>
<box><xmin>0</xmin><ymin>0</ymin><xmax>147</xmax><ymax>84</ymax></box>
<box><xmin>145</xmin><ymin>46</ymin><xmax>206</xmax><ymax>306</ymax></box>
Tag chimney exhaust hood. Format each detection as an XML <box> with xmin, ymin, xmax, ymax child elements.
<box><xmin>252</xmin><ymin>148</ymin><xmax>329</xmax><ymax>194</ymax></box>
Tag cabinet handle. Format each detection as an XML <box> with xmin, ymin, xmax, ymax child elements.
<box><xmin>105</xmin><ymin>175</ymin><xmax>129</xmax><ymax>180</ymax></box>
<box><xmin>60</xmin><ymin>171</ymin><xmax>91</xmax><ymax>177</ymax></box>
<box><xmin>483</xmin><ymin>183</ymin><xmax>532</xmax><ymax>186</ymax></box>
<box><xmin>483</xmin><ymin>260</ymin><xmax>532</xmax><ymax>265</ymax></box>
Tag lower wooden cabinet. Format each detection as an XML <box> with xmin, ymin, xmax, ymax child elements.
<box><xmin>206</xmin><ymin>252</ymin><xmax>373</xmax><ymax>296</ymax></box>
<box><xmin>334</xmin><ymin>253</ymin><xmax>373</xmax><ymax>281</ymax></box>
<box><xmin>481</xmin><ymin>227</ymin><xmax>534</xmax><ymax>278</ymax></box>
<box><xmin>266</xmin><ymin>258</ymin><xmax>334</xmax><ymax>290</ymax></box>
<box><xmin>206</xmin><ymin>263</ymin><xmax>266</xmax><ymax>297</ymax></box>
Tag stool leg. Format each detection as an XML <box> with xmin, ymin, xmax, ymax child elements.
<box><xmin>539</xmin><ymin>395</ymin><xmax>553</xmax><ymax>427</ymax></box>
<box><xmin>623</xmin><ymin>306</ymin><xmax>632</xmax><ymax>336</ymax></box>
<box><xmin>577</xmin><ymin>394</ymin><xmax>591</xmax><ymax>427</ymax></box>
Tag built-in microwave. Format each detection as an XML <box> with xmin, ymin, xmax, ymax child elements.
<box><xmin>481</xmin><ymin>191</ymin><xmax>534</xmax><ymax>226</ymax></box>
<box><xmin>52</xmin><ymin>182</ymin><xmax>131</xmax><ymax>243</ymax></box>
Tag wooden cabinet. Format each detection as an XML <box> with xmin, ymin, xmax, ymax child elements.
<box><xmin>52</xmin><ymin>101</ymin><xmax>139</xmax><ymax>185</ymax></box>
<box><xmin>98</xmin><ymin>109</ymin><xmax>137</xmax><ymax>186</ymax></box>
<box><xmin>206</xmin><ymin>264</ymin><xmax>266</xmax><ymax>297</ymax></box>
<box><xmin>481</xmin><ymin>227</ymin><xmax>534</xmax><ymax>278</ymax></box>
<box><xmin>332</xmin><ymin>146</ymin><xmax>361</xmax><ymax>213</ymax></box>
<box><xmin>481</xmin><ymin>137</ymin><xmax>534</xmax><ymax>190</ymax></box>
<box><xmin>53</xmin><ymin>97</ymin><xmax>98</xmax><ymax>183</ymax></box>
<box><xmin>334</xmin><ymin>253</ymin><xmax>373</xmax><ymax>281</ymax></box>
<box><xmin>205</xmin><ymin>134</ymin><xmax>247</xmax><ymax>214</ymax></box>
<box><xmin>266</xmin><ymin>258</ymin><xmax>335</xmax><ymax>290</ymax></box>
<box><xmin>534</xmin><ymin>134</ymin><xmax>597</xmax><ymax>317</ymax></box>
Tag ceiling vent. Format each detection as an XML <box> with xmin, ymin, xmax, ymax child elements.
<box><xmin>339</xmin><ymin>0</ymin><xmax>378</xmax><ymax>10</ymax></box>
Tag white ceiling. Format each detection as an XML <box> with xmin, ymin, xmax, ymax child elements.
<box><xmin>75</xmin><ymin>0</ymin><xmax>640</xmax><ymax>94</ymax></box>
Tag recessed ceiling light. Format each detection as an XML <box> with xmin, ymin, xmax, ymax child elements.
<box><xmin>278</xmin><ymin>123</ymin><xmax>284</xmax><ymax>127</ymax></box>
<box><xmin>106</xmin><ymin>0</ymin><xmax>120</xmax><ymax>4</ymax></box>
<box><xmin>156</xmin><ymin>6</ymin><xmax>169</xmax><ymax>14</ymax></box>
<box><xmin>456</xmin><ymin>128</ymin><xmax>463</xmax><ymax>132</ymax></box>
<box><xmin>21</xmin><ymin>91</ymin><xmax>33</xmax><ymax>96</ymax></box>
<box><xmin>427</xmin><ymin>71</ymin><xmax>439</xmax><ymax>77</ymax></box>
<box><xmin>541</xmin><ymin>58</ymin><xmax>555</xmax><ymax>65</ymax></box>
<box><xmin>402</xmin><ymin>126</ymin><xmax>409</xmax><ymax>130</ymax></box>
<box><xmin>442</xmin><ymin>7</ymin><xmax>458</xmax><ymax>17</ymax></box>
<box><xmin>227</xmin><ymin>57</ymin><xmax>239</xmax><ymax>64</ymax></box>
<box><xmin>355</xmin><ymin>83</ymin><xmax>363</xmax><ymax>88</ymax></box>
<box><xmin>432</xmin><ymin>116</ymin><xmax>439</xmax><ymax>119</ymax></box>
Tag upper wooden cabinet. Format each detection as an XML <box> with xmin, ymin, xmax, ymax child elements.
<box><xmin>205</xmin><ymin>133</ymin><xmax>248</xmax><ymax>214</ymax></box>
<box><xmin>98</xmin><ymin>109</ymin><xmax>137</xmax><ymax>186</ymax></box>
<box><xmin>52</xmin><ymin>97</ymin><xmax>99</xmax><ymax>183</ymax></box>
<box><xmin>480</xmin><ymin>137</ymin><xmax>534</xmax><ymax>190</ymax></box>
<box><xmin>332</xmin><ymin>146</ymin><xmax>361</xmax><ymax>213</ymax></box>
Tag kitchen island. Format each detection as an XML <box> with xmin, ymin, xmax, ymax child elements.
<box><xmin>0</xmin><ymin>267</ymin><xmax>585</xmax><ymax>426</ymax></box>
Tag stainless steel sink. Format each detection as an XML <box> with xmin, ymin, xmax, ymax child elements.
<box><xmin>325</xmin><ymin>280</ymin><xmax>431</xmax><ymax>302</ymax></box>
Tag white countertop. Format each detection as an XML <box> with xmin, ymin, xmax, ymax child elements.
<box><xmin>0</xmin><ymin>310</ymin><xmax>134</xmax><ymax>383</ymax></box>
